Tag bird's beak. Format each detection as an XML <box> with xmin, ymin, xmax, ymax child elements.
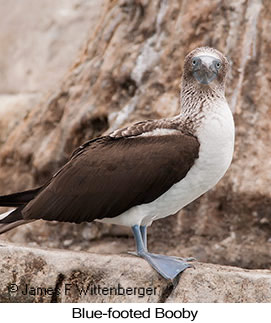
<box><xmin>192</xmin><ymin>55</ymin><xmax>220</xmax><ymax>85</ymax></box>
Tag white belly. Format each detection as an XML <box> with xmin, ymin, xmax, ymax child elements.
<box><xmin>99</xmin><ymin>104</ymin><xmax>235</xmax><ymax>227</ymax></box>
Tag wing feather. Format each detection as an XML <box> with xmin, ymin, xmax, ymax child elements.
<box><xmin>23</xmin><ymin>134</ymin><xmax>199</xmax><ymax>223</ymax></box>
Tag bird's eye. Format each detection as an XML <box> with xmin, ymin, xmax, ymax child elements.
<box><xmin>216</xmin><ymin>61</ymin><xmax>221</xmax><ymax>69</ymax></box>
<box><xmin>192</xmin><ymin>59</ymin><xmax>197</xmax><ymax>66</ymax></box>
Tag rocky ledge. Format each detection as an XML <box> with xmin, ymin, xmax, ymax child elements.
<box><xmin>0</xmin><ymin>242</ymin><xmax>270</xmax><ymax>303</ymax></box>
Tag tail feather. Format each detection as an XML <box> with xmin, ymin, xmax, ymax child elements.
<box><xmin>0</xmin><ymin>186</ymin><xmax>42</xmax><ymax>207</ymax></box>
<box><xmin>0</xmin><ymin>207</ymin><xmax>23</xmax><ymax>224</ymax></box>
<box><xmin>0</xmin><ymin>209</ymin><xmax>16</xmax><ymax>220</ymax></box>
<box><xmin>0</xmin><ymin>207</ymin><xmax>35</xmax><ymax>235</ymax></box>
<box><xmin>0</xmin><ymin>186</ymin><xmax>42</xmax><ymax>235</ymax></box>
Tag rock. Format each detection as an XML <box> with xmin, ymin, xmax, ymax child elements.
<box><xmin>167</xmin><ymin>263</ymin><xmax>271</xmax><ymax>303</ymax></box>
<box><xmin>0</xmin><ymin>242</ymin><xmax>165</xmax><ymax>303</ymax></box>
<box><xmin>0</xmin><ymin>94</ymin><xmax>41</xmax><ymax>144</ymax></box>
<box><xmin>0</xmin><ymin>0</ymin><xmax>270</xmax><ymax>272</ymax></box>
<box><xmin>0</xmin><ymin>242</ymin><xmax>270</xmax><ymax>303</ymax></box>
<box><xmin>0</xmin><ymin>0</ymin><xmax>103</xmax><ymax>94</ymax></box>
<box><xmin>0</xmin><ymin>0</ymin><xmax>103</xmax><ymax>160</ymax></box>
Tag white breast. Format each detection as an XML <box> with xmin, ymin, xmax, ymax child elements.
<box><xmin>99</xmin><ymin>101</ymin><xmax>235</xmax><ymax>227</ymax></box>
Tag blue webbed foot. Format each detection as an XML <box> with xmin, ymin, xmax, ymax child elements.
<box><xmin>131</xmin><ymin>225</ymin><xmax>193</xmax><ymax>280</ymax></box>
<box><xmin>138</xmin><ymin>250</ymin><xmax>191</xmax><ymax>280</ymax></box>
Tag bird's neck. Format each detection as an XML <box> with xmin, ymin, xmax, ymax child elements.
<box><xmin>168</xmin><ymin>80</ymin><xmax>228</xmax><ymax>134</ymax></box>
<box><xmin>179</xmin><ymin>80</ymin><xmax>226</xmax><ymax>119</ymax></box>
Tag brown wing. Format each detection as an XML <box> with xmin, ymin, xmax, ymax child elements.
<box><xmin>22</xmin><ymin>134</ymin><xmax>199</xmax><ymax>223</ymax></box>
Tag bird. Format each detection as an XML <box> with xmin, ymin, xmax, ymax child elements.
<box><xmin>0</xmin><ymin>47</ymin><xmax>235</xmax><ymax>280</ymax></box>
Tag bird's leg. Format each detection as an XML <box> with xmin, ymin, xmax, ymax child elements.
<box><xmin>127</xmin><ymin>225</ymin><xmax>147</xmax><ymax>256</ymax></box>
<box><xmin>131</xmin><ymin>225</ymin><xmax>191</xmax><ymax>280</ymax></box>
<box><xmin>132</xmin><ymin>224</ymin><xmax>146</xmax><ymax>254</ymax></box>
<box><xmin>140</xmin><ymin>225</ymin><xmax>147</xmax><ymax>249</ymax></box>
<box><xmin>140</xmin><ymin>225</ymin><xmax>195</xmax><ymax>262</ymax></box>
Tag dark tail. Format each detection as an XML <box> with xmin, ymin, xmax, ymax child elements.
<box><xmin>0</xmin><ymin>206</ymin><xmax>24</xmax><ymax>223</ymax></box>
<box><xmin>0</xmin><ymin>186</ymin><xmax>42</xmax><ymax>234</ymax></box>
<box><xmin>0</xmin><ymin>187</ymin><xmax>42</xmax><ymax>207</ymax></box>
<box><xmin>0</xmin><ymin>207</ymin><xmax>34</xmax><ymax>234</ymax></box>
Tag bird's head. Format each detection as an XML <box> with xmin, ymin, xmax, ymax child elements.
<box><xmin>182</xmin><ymin>47</ymin><xmax>230</xmax><ymax>91</ymax></box>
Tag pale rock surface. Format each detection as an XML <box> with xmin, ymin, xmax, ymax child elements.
<box><xmin>0</xmin><ymin>0</ymin><xmax>103</xmax><ymax>156</ymax></box>
<box><xmin>0</xmin><ymin>242</ymin><xmax>270</xmax><ymax>303</ymax></box>
<box><xmin>0</xmin><ymin>94</ymin><xmax>41</xmax><ymax>143</ymax></box>
<box><xmin>0</xmin><ymin>0</ymin><xmax>103</xmax><ymax>93</ymax></box>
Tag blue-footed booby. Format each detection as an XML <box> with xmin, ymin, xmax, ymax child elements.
<box><xmin>0</xmin><ymin>47</ymin><xmax>235</xmax><ymax>280</ymax></box>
